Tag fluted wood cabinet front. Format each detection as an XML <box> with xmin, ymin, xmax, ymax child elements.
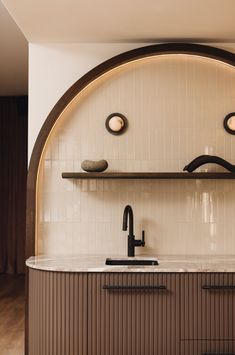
<box><xmin>28</xmin><ymin>269</ymin><xmax>88</xmax><ymax>355</ymax></box>
<box><xmin>181</xmin><ymin>340</ymin><xmax>235</xmax><ymax>355</ymax></box>
<box><xmin>180</xmin><ymin>273</ymin><xmax>235</xmax><ymax>341</ymax></box>
<box><xmin>87</xmin><ymin>273</ymin><xmax>180</xmax><ymax>355</ymax></box>
<box><xmin>27</xmin><ymin>270</ymin><xmax>235</xmax><ymax>355</ymax></box>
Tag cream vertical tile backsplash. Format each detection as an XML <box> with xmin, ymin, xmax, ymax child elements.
<box><xmin>37</xmin><ymin>54</ymin><xmax>235</xmax><ymax>256</ymax></box>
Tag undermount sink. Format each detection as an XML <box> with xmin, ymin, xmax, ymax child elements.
<box><xmin>105</xmin><ymin>257</ymin><xmax>159</xmax><ymax>266</ymax></box>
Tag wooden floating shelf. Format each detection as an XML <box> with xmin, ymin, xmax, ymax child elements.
<box><xmin>62</xmin><ymin>172</ymin><xmax>235</xmax><ymax>179</ymax></box>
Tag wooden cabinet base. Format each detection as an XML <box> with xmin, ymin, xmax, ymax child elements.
<box><xmin>180</xmin><ymin>273</ymin><xmax>235</xmax><ymax>340</ymax></box>
<box><xmin>181</xmin><ymin>340</ymin><xmax>235</xmax><ymax>355</ymax></box>
<box><xmin>88</xmin><ymin>273</ymin><xmax>180</xmax><ymax>355</ymax></box>
<box><xmin>28</xmin><ymin>269</ymin><xmax>87</xmax><ymax>355</ymax></box>
<box><xmin>27</xmin><ymin>269</ymin><xmax>235</xmax><ymax>355</ymax></box>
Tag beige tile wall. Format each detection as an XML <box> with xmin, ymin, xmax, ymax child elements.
<box><xmin>36</xmin><ymin>54</ymin><xmax>235</xmax><ymax>256</ymax></box>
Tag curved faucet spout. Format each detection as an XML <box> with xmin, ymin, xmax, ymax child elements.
<box><xmin>122</xmin><ymin>205</ymin><xmax>145</xmax><ymax>257</ymax></box>
<box><xmin>122</xmin><ymin>205</ymin><xmax>134</xmax><ymax>235</ymax></box>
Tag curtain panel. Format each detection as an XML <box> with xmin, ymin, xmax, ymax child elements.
<box><xmin>0</xmin><ymin>96</ymin><xmax>27</xmax><ymax>274</ymax></box>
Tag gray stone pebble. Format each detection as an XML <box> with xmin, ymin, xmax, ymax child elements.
<box><xmin>81</xmin><ymin>159</ymin><xmax>108</xmax><ymax>172</ymax></box>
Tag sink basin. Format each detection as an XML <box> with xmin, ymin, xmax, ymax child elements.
<box><xmin>105</xmin><ymin>257</ymin><xmax>159</xmax><ymax>266</ymax></box>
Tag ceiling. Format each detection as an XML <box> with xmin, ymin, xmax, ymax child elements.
<box><xmin>2</xmin><ymin>0</ymin><xmax>235</xmax><ymax>43</ymax></box>
<box><xmin>0</xmin><ymin>1</ymin><xmax>27</xmax><ymax>95</ymax></box>
<box><xmin>1</xmin><ymin>0</ymin><xmax>235</xmax><ymax>95</ymax></box>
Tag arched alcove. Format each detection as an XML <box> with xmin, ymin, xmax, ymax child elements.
<box><xmin>27</xmin><ymin>43</ymin><xmax>235</xmax><ymax>258</ymax></box>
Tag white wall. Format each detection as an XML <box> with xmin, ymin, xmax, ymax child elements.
<box><xmin>29</xmin><ymin>42</ymin><xmax>235</xmax><ymax>160</ymax></box>
<box><xmin>28</xmin><ymin>43</ymin><xmax>151</xmax><ymax>159</ymax></box>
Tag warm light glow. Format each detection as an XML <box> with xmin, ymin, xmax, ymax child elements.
<box><xmin>228</xmin><ymin>116</ymin><xmax>235</xmax><ymax>130</ymax></box>
<box><xmin>109</xmin><ymin>116</ymin><xmax>124</xmax><ymax>131</ymax></box>
<box><xmin>35</xmin><ymin>52</ymin><xmax>235</xmax><ymax>254</ymax></box>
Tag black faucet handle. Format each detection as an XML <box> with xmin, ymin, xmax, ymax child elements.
<box><xmin>141</xmin><ymin>230</ymin><xmax>145</xmax><ymax>247</ymax></box>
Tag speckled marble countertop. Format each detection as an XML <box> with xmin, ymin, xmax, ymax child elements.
<box><xmin>26</xmin><ymin>254</ymin><xmax>235</xmax><ymax>273</ymax></box>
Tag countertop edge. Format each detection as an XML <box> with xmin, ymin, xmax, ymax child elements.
<box><xmin>26</xmin><ymin>255</ymin><xmax>235</xmax><ymax>273</ymax></box>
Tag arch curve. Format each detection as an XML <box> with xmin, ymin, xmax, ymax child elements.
<box><xmin>26</xmin><ymin>42</ymin><xmax>235</xmax><ymax>258</ymax></box>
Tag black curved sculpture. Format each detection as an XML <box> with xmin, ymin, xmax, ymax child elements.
<box><xmin>183</xmin><ymin>155</ymin><xmax>235</xmax><ymax>172</ymax></box>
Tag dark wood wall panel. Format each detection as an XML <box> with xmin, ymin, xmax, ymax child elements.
<box><xmin>28</xmin><ymin>269</ymin><xmax>87</xmax><ymax>355</ymax></box>
<box><xmin>180</xmin><ymin>273</ymin><xmax>235</xmax><ymax>341</ymax></box>
<box><xmin>88</xmin><ymin>273</ymin><xmax>180</xmax><ymax>355</ymax></box>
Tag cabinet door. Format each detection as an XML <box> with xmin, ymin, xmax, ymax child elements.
<box><xmin>88</xmin><ymin>273</ymin><xmax>180</xmax><ymax>355</ymax></box>
<box><xmin>180</xmin><ymin>273</ymin><xmax>235</xmax><ymax>340</ymax></box>
<box><xmin>181</xmin><ymin>340</ymin><xmax>235</xmax><ymax>355</ymax></box>
<box><xmin>28</xmin><ymin>269</ymin><xmax>88</xmax><ymax>355</ymax></box>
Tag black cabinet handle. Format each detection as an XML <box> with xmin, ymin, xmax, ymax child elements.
<box><xmin>202</xmin><ymin>285</ymin><xmax>235</xmax><ymax>290</ymax></box>
<box><xmin>103</xmin><ymin>285</ymin><xmax>167</xmax><ymax>290</ymax></box>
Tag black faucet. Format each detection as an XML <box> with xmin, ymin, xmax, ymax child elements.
<box><xmin>122</xmin><ymin>205</ymin><xmax>145</xmax><ymax>257</ymax></box>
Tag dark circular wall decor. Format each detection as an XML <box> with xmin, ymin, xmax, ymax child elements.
<box><xmin>27</xmin><ymin>43</ymin><xmax>235</xmax><ymax>259</ymax></box>
<box><xmin>223</xmin><ymin>112</ymin><xmax>235</xmax><ymax>135</ymax></box>
<box><xmin>105</xmin><ymin>113</ymin><xmax>128</xmax><ymax>135</ymax></box>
